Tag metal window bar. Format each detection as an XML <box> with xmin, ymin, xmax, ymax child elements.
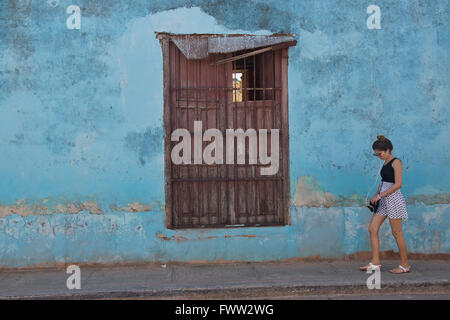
<box><xmin>274</xmin><ymin>50</ymin><xmax>281</xmax><ymax>223</ymax></box>
<box><xmin>225</xmin><ymin>56</ymin><xmax>230</xmax><ymax>225</ymax></box>
<box><xmin>272</xmin><ymin>50</ymin><xmax>279</xmax><ymax>223</ymax></box>
<box><xmin>233</xmin><ymin>58</ymin><xmax>238</xmax><ymax>224</ymax></box>
<box><xmin>175</xmin><ymin>43</ymin><xmax>181</xmax><ymax>226</ymax></box>
<box><xmin>215</xmin><ymin>57</ymin><xmax>220</xmax><ymax>225</ymax></box>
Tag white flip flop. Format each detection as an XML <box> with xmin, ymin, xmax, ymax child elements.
<box><xmin>360</xmin><ymin>262</ymin><xmax>382</xmax><ymax>271</ymax></box>
<box><xmin>390</xmin><ymin>265</ymin><xmax>410</xmax><ymax>274</ymax></box>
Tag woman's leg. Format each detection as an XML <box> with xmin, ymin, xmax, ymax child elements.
<box><xmin>368</xmin><ymin>214</ymin><xmax>387</xmax><ymax>265</ymax></box>
<box><xmin>389</xmin><ymin>218</ymin><xmax>409</xmax><ymax>271</ymax></box>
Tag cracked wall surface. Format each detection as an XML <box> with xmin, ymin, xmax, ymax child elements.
<box><xmin>0</xmin><ymin>1</ymin><xmax>448</xmax><ymax>267</ymax></box>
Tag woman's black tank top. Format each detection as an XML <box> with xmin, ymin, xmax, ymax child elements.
<box><xmin>380</xmin><ymin>157</ymin><xmax>398</xmax><ymax>183</ymax></box>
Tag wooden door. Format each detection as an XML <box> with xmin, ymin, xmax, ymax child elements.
<box><xmin>163</xmin><ymin>39</ymin><xmax>290</xmax><ymax>228</ymax></box>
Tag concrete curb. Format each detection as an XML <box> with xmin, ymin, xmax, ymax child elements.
<box><xmin>2</xmin><ymin>280</ymin><xmax>449</xmax><ymax>300</ymax></box>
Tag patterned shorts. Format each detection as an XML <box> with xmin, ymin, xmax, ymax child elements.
<box><xmin>375</xmin><ymin>181</ymin><xmax>408</xmax><ymax>220</ymax></box>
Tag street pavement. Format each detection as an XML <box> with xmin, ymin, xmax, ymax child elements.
<box><xmin>0</xmin><ymin>259</ymin><xmax>448</xmax><ymax>299</ymax></box>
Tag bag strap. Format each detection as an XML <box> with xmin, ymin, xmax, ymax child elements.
<box><xmin>365</xmin><ymin>162</ymin><xmax>384</xmax><ymax>205</ymax></box>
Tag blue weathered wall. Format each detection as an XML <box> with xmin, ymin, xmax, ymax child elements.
<box><xmin>0</xmin><ymin>0</ymin><xmax>449</xmax><ymax>267</ymax></box>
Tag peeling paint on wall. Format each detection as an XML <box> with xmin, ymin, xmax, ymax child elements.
<box><xmin>0</xmin><ymin>199</ymin><xmax>159</xmax><ymax>218</ymax></box>
<box><xmin>333</xmin><ymin>193</ymin><xmax>366</xmax><ymax>207</ymax></box>
<box><xmin>291</xmin><ymin>176</ymin><xmax>450</xmax><ymax>207</ymax></box>
<box><xmin>0</xmin><ymin>199</ymin><xmax>32</xmax><ymax>218</ymax></box>
<box><xmin>110</xmin><ymin>202</ymin><xmax>152</xmax><ymax>212</ymax></box>
<box><xmin>198</xmin><ymin>235</ymin><xmax>217</xmax><ymax>240</ymax></box>
<box><xmin>292</xmin><ymin>176</ymin><xmax>336</xmax><ymax>207</ymax></box>
<box><xmin>235</xmin><ymin>234</ymin><xmax>258</xmax><ymax>238</ymax></box>
<box><xmin>406</xmin><ymin>193</ymin><xmax>450</xmax><ymax>205</ymax></box>
<box><xmin>1</xmin><ymin>204</ymin><xmax>448</xmax><ymax>267</ymax></box>
<box><xmin>0</xmin><ymin>199</ymin><xmax>103</xmax><ymax>217</ymax></box>
<box><xmin>155</xmin><ymin>233</ymin><xmax>261</xmax><ymax>242</ymax></box>
<box><xmin>156</xmin><ymin>232</ymin><xmax>176</xmax><ymax>241</ymax></box>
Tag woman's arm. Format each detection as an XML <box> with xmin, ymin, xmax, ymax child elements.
<box><xmin>370</xmin><ymin>182</ymin><xmax>382</xmax><ymax>204</ymax></box>
<box><xmin>375</xmin><ymin>182</ymin><xmax>382</xmax><ymax>195</ymax></box>
<box><xmin>379</xmin><ymin>159</ymin><xmax>403</xmax><ymax>198</ymax></box>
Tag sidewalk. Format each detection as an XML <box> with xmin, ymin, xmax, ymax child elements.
<box><xmin>0</xmin><ymin>260</ymin><xmax>449</xmax><ymax>299</ymax></box>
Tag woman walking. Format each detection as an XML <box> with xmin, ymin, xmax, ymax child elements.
<box><xmin>360</xmin><ymin>135</ymin><xmax>410</xmax><ymax>274</ymax></box>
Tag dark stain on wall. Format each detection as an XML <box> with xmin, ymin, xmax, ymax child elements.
<box><xmin>0</xmin><ymin>1</ymin><xmax>35</xmax><ymax>103</ymax></box>
<box><xmin>197</xmin><ymin>0</ymin><xmax>295</xmax><ymax>33</ymax></box>
<box><xmin>81</xmin><ymin>0</ymin><xmax>113</xmax><ymax>17</ymax></box>
<box><xmin>3</xmin><ymin>0</ymin><xmax>35</xmax><ymax>59</ymax></box>
<box><xmin>125</xmin><ymin>127</ymin><xmax>164</xmax><ymax>166</ymax></box>
<box><xmin>45</xmin><ymin>124</ymin><xmax>76</xmax><ymax>155</ymax></box>
<box><xmin>0</xmin><ymin>0</ymin><xmax>301</xmax><ymax>104</ymax></box>
<box><xmin>9</xmin><ymin>133</ymin><xmax>25</xmax><ymax>145</ymax></box>
<box><xmin>74</xmin><ymin>0</ymin><xmax>301</xmax><ymax>33</ymax></box>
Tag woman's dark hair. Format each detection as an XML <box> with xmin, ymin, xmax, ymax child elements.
<box><xmin>372</xmin><ymin>135</ymin><xmax>393</xmax><ymax>152</ymax></box>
